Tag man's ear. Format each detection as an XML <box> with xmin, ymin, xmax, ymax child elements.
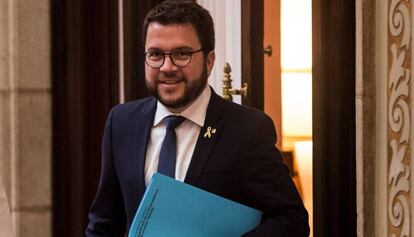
<box><xmin>206</xmin><ymin>51</ymin><xmax>215</xmax><ymax>76</ymax></box>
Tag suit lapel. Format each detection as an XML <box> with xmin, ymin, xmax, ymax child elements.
<box><xmin>134</xmin><ymin>98</ymin><xmax>157</xmax><ymax>196</ymax></box>
<box><xmin>184</xmin><ymin>91</ymin><xmax>225</xmax><ymax>185</ymax></box>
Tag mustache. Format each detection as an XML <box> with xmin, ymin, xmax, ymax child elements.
<box><xmin>157</xmin><ymin>72</ymin><xmax>184</xmax><ymax>83</ymax></box>
<box><xmin>159</xmin><ymin>72</ymin><xmax>178</xmax><ymax>78</ymax></box>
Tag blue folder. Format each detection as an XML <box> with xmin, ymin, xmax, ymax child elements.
<box><xmin>128</xmin><ymin>173</ymin><xmax>262</xmax><ymax>237</ymax></box>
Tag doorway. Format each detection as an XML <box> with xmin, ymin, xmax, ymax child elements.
<box><xmin>51</xmin><ymin>0</ymin><xmax>356</xmax><ymax>236</ymax></box>
<box><xmin>243</xmin><ymin>0</ymin><xmax>356</xmax><ymax>236</ymax></box>
<box><xmin>263</xmin><ymin>0</ymin><xmax>313</xmax><ymax>235</ymax></box>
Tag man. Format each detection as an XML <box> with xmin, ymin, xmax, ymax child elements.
<box><xmin>86</xmin><ymin>1</ymin><xmax>309</xmax><ymax>236</ymax></box>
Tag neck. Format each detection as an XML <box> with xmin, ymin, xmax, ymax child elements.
<box><xmin>166</xmin><ymin>105</ymin><xmax>187</xmax><ymax>114</ymax></box>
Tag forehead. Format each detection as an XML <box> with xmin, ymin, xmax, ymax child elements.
<box><xmin>145</xmin><ymin>23</ymin><xmax>201</xmax><ymax>50</ymax></box>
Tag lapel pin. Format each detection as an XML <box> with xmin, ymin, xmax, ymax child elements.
<box><xmin>204</xmin><ymin>126</ymin><xmax>216</xmax><ymax>138</ymax></box>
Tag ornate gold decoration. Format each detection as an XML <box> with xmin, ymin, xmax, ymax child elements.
<box><xmin>222</xmin><ymin>63</ymin><xmax>248</xmax><ymax>101</ymax></box>
<box><xmin>388</xmin><ymin>0</ymin><xmax>411</xmax><ymax>236</ymax></box>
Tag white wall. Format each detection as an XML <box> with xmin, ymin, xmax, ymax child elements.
<box><xmin>197</xmin><ymin>0</ymin><xmax>242</xmax><ymax>104</ymax></box>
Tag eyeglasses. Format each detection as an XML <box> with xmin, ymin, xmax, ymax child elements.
<box><xmin>144</xmin><ymin>48</ymin><xmax>204</xmax><ymax>68</ymax></box>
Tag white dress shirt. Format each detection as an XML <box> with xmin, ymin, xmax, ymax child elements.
<box><xmin>144</xmin><ymin>85</ymin><xmax>211</xmax><ymax>186</ymax></box>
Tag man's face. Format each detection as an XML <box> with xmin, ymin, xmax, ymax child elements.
<box><xmin>145</xmin><ymin>23</ymin><xmax>215</xmax><ymax>112</ymax></box>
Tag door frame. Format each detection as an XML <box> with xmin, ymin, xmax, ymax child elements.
<box><xmin>312</xmin><ymin>0</ymin><xmax>356</xmax><ymax>236</ymax></box>
<box><xmin>241</xmin><ymin>0</ymin><xmax>264</xmax><ymax>109</ymax></box>
<box><xmin>242</xmin><ymin>0</ymin><xmax>357</xmax><ymax>236</ymax></box>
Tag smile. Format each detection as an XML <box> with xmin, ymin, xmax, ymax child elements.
<box><xmin>159</xmin><ymin>80</ymin><xmax>183</xmax><ymax>84</ymax></box>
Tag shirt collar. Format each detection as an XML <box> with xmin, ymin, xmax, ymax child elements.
<box><xmin>153</xmin><ymin>85</ymin><xmax>211</xmax><ymax>127</ymax></box>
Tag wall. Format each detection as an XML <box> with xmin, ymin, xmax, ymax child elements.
<box><xmin>0</xmin><ymin>0</ymin><xmax>52</xmax><ymax>236</ymax></box>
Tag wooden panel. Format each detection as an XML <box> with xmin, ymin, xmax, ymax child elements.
<box><xmin>123</xmin><ymin>0</ymin><xmax>165</xmax><ymax>101</ymax></box>
<box><xmin>241</xmin><ymin>0</ymin><xmax>264</xmax><ymax>110</ymax></box>
<box><xmin>312</xmin><ymin>0</ymin><xmax>356</xmax><ymax>236</ymax></box>
<box><xmin>52</xmin><ymin>1</ymin><xmax>168</xmax><ymax>236</ymax></box>
<box><xmin>51</xmin><ymin>0</ymin><xmax>119</xmax><ymax>236</ymax></box>
<box><xmin>263</xmin><ymin>0</ymin><xmax>282</xmax><ymax>148</ymax></box>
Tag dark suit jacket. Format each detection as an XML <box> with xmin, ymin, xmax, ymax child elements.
<box><xmin>86</xmin><ymin>90</ymin><xmax>309</xmax><ymax>236</ymax></box>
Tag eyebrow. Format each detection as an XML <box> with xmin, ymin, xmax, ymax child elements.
<box><xmin>146</xmin><ymin>46</ymin><xmax>194</xmax><ymax>52</ymax></box>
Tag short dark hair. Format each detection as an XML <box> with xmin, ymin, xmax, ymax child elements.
<box><xmin>142</xmin><ymin>0</ymin><xmax>215</xmax><ymax>56</ymax></box>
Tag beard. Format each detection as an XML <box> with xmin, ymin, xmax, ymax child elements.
<box><xmin>146</xmin><ymin>65</ymin><xmax>208</xmax><ymax>110</ymax></box>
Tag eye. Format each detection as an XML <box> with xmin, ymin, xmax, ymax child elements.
<box><xmin>147</xmin><ymin>51</ymin><xmax>163</xmax><ymax>60</ymax></box>
<box><xmin>172</xmin><ymin>51</ymin><xmax>191</xmax><ymax>60</ymax></box>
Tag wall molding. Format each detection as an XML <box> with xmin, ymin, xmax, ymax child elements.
<box><xmin>387</xmin><ymin>0</ymin><xmax>412</xmax><ymax>236</ymax></box>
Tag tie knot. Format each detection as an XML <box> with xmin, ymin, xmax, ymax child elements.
<box><xmin>163</xmin><ymin>115</ymin><xmax>185</xmax><ymax>130</ymax></box>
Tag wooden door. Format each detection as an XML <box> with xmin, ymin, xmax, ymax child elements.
<box><xmin>263</xmin><ymin>0</ymin><xmax>282</xmax><ymax>149</ymax></box>
<box><xmin>312</xmin><ymin>0</ymin><xmax>357</xmax><ymax>236</ymax></box>
<box><xmin>243</xmin><ymin>1</ymin><xmax>357</xmax><ymax>236</ymax></box>
<box><xmin>51</xmin><ymin>0</ymin><xmax>164</xmax><ymax>236</ymax></box>
<box><xmin>241</xmin><ymin>0</ymin><xmax>264</xmax><ymax>110</ymax></box>
<box><xmin>52</xmin><ymin>0</ymin><xmax>119</xmax><ymax>236</ymax></box>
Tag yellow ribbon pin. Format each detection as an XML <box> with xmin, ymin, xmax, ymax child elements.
<box><xmin>204</xmin><ymin>126</ymin><xmax>216</xmax><ymax>138</ymax></box>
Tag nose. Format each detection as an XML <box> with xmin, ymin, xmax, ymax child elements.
<box><xmin>160</xmin><ymin>55</ymin><xmax>178</xmax><ymax>72</ymax></box>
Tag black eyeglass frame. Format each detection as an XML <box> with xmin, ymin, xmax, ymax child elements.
<box><xmin>144</xmin><ymin>48</ymin><xmax>204</xmax><ymax>68</ymax></box>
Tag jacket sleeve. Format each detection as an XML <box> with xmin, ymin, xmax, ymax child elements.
<box><xmin>241</xmin><ymin>114</ymin><xmax>310</xmax><ymax>237</ymax></box>
<box><xmin>86</xmin><ymin>109</ymin><xmax>126</xmax><ymax>237</ymax></box>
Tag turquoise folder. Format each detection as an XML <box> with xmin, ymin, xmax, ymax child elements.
<box><xmin>128</xmin><ymin>173</ymin><xmax>262</xmax><ymax>237</ymax></box>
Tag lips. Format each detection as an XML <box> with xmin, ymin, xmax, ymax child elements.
<box><xmin>157</xmin><ymin>77</ymin><xmax>185</xmax><ymax>85</ymax></box>
<box><xmin>160</xmin><ymin>80</ymin><xmax>182</xmax><ymax>84</ymax></box>
<box><xmin>157</xmin><ymin>79</ymin><xmax>184</xmax><ymax>92</ymax></box>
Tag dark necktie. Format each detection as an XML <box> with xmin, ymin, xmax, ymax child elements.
<box><xmin>158</xmin><ymin>115</ymin><xmax>185</xmax><ymax>178</ymax></box>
